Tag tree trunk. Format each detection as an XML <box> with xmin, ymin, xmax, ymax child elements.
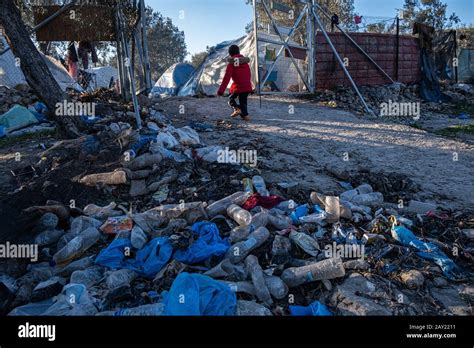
<box><xmin>0</xmin><ymin>0</ymin><xmax>81</xmax><ymax>137</ymax></box>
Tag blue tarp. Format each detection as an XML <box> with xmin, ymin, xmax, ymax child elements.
<box><xmin>289</xmin><ymin>300</ymin><xmax>333</xmax><ymax>316</ymax></box>
<box><xmin>391</xmin><ymin>225</ymin><xmax>464</xmax><ymax>280</ymax></box>
<box><xmin>163</xmin><ymin>272</ymin><xmax>236</xmax><ymax>315</ymax></box>
<box><xmin>150</xmin><ymin>63</ymin><xmax>195</xmax><ymax>96</ymax></box>
<box><xmin>95</xmin><ymin>237</ymin><xmax>172</xmax><ymax>278</ymax></box>
<box><xmin>174</xmin><ymin>222</ymin><xmax>230</xmax><ymax>264</ymax></box>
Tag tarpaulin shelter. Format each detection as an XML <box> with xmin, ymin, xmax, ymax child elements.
<box><xmin>149</xmin><ymin>63</ymin><xmax>195</xmax><ymax>97</ymax></box>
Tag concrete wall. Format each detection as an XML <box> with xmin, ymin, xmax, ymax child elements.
<box><xmin>315</xmin><ymin>32</ymin><xmax>421</xmax><ymax>89</ymax></box>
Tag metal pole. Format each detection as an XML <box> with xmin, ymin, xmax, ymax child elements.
<box><xmin>311</xmin><ymin>7</ymin><xmax>373</xmax><ymax>115</ymax></box>
<box><xmin>253</xmin><ymin>0</ymin><xmax>262</xmax><ymax>108</ymax></box>
<box><xmin>315</xmin><ymin>3</ymin><xmax>395</xmax><ymax>84</ymax></box>
<box><xmin>140</xmin><ymin>0</ymin><xmax>152</xmax><ymax>91</ymax></box>
<box><xmin>396</xmin><ymin>16</ymin><xmax>400</xmax><ymax>81</ymax></box>
<box><xmin>307</xmin><ymin>0</ymin><xmax>315</xmax><ymax>93</ymax></box>
<box><xmin>454</xmin><ymin>30</ymin><xmax>458</xmax><ymax>84</ymax></box>
<box><xmin>0</xmin><ymin>0</ymin><xmax>77</xmax><ymax>56</ymax></box>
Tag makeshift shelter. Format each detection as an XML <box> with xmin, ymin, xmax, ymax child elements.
<box><xmin>149</xmin><ymin>63</ymin><xmax>195</xmax><ymax>97</ymax></box>
<box><xmin>178</xmin><ymin>33</ymin><xmax>306</xmax><ymax>96</ymax></box>
<box><xmin>458</xmin><ymin>48</ymin><xmax>474</xmax><ymax>83</ymax></box>
<box><xmin>0</xmin><ymin>36</ymin><xmax>82</xmax><ymax>91</ymax></box>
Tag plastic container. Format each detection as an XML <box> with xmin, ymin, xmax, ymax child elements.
<box><xmin>206</xmin><ymin>191</ymin><xmax>250</xmax><ymax>217</ymax></box>
<box><xmin>106</xmin><ymin>269</ymin><xmax>137</xmax><ymax>290</ymax></box>
<box><xmin>52</xmin><ymin>227</ymin><xmax>102</xmax><ymax>266</ymax></box>
<box><xmin>70</xmin><ymin>267</ymin><xmax>104</xmax><ymax>287</ymax></box>
<box><xmin>250</xmin><ymin>211</ymin><xmax>269</xmax><ymax>230</ymax></box>
<box><xmin>114</xmin><ymin>303</ymin><xmax>166</xmax><ymax>316</ymax></box>
<box><xmin>245</xmin><ymin>255</ymin><xmax>273</xmax><ymax>306</ymax></box>
<box><xmin>340</xmin><ymin>184</ymin><xmax>373</xmax><ymax>201</ymax></box>
<box><xmin>220</xmin><ymin>280</ymin><xmax>256</xmax><ymax>296</ymax></box>
<box><xmin>298</xmin><ymin>211</ymin><xmax>327</xmax><ymax>225</ymax></box>
<box><xmin>131</xmin><ymin>226</ymin><xmax>148</xmax><ymax>249</ymax></box>
<box><xmin>38</xmin><ymin>213</ymin><xmax>59</xmax><ymax>231</ymax></box>
<box><xmin>227</xmin><ymin>204</ymin><xmax>252</xmax><ymax>226</ymax></box>
<box><xmin>289</xmin><ymin>204</ymin><xmax>309</xmax><ymax>225</ymax></box>
<box><xmin>35</xmin><ymin>229</ymin><xmax>64</xmax><ymax>247</ymax></box>
<box><xmin>271</xmin><ymin>235</ymin><xmax>292</xmax><ymax>264</ymax></box>
<box><xmin>226</xmin><ymin>227</ymin><xmax>270</xmax><ymax>264</ymax></box>
<box><xmin>204</xmin><ymin>259</ymin><xmax>247</xmax><ymax>280</ymax></box>
<box><xmin>252</xmin><ymin>176</ymin><xmax>269</xmax><ymax>196</ymax></box>
<box><xmin>289</xmin><ymin>231</ymin><xmax>320</xmax><ymax>256</ymax></box>
<box><xmin>351</xmin><ymin>192</ymin><xmax>384</xmax><ymax>207</ymax></box>
<box><xmin>263</xmin><ymin>274</ymin><xmax>289</xmax><ymax>300</ymax></box>
<box><xmin>281</xmin><ymin>257</ymin><xmax>345</xmax><ymax>287</ymax></box>
<box><xmin>229</xmin><ymin>226</ymin><xmax>251</xmax><ymax>243</ymax></box>
<box><xmin>268</xmin><ymin>213</ymin><xmax>292</xmax><ymax>230</ymax></box>
<box><xmin>53</xmin><ymin>256</ymin><xmax>94</xmax><ymax>277</ymax></box>
<box><xmin>242</xmin><ymin>178</ymin><xmax>254</xmax><ymax>194</ymax></box>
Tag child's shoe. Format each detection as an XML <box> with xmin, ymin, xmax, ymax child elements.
<box><xmin>241</xmin><ymin>115</ymin><xmax>251</xmax><ymax>122</ymax></box>
<box><xmin>230</xmin><ymin>108</ymin><xmax>241</xmax><ymax>118</ymax></box>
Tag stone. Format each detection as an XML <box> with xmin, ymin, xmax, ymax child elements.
<box><xmin>330</xmin><ymin>273</ymin><xmax>392</xmax><ymax>315</ymax></box>
<box><xmin>399</xmin><ymin>270</ymin><xmax>424</xmax><ymax>289</ymax></box>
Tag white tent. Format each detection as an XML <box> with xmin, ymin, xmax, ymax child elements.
<box><xmin>149</xmin><ymin>63</ymin><xmax>195</xmax><ymax>97</ymax></box>
<box><xmin>0</xmin><ymin>35</ymin><xmax>82</xmax><ymax>91</ymax></box>
<box><xmin>178</xmin><ymin>33</ymin><xmax>305</xmax><ymax>96</ymax></box>
<box><xmin>85</xmin><ymin>66</ymin><xmax>119</xmax><ymax>90</ymax></box>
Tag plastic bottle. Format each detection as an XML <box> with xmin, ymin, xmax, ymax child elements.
<box><xmin>227</xmin><ymin>204</ymin><xmax>252</xmax><ymax>226</ymax></box>
<box><xmin>114</xmin><ymin>303</ymin><xmax>165</xmax><ymax>316</ymax></box>
<box><xmin>236</xmin><ymin>300</ymin><xmax>272</xmax><ymax>316</ymax></box>
<box><xmin>204</xmin><ymin>259</ymin><xmax>247</xmax><ymax>280</ymax></box>
<box><xmin>123</xmin><ymin>153</ymin><xmax>163</xmax><ymax>171</ymax></box>
<box><xmin>131</xmin><ymin>226</ymin><xmax>148</xmax><ymax>249</ymax></box>
<box><xmin>263</xmin><ymin>274</ymin><xmax>289</xmax><ymax>300</ymax></box>
<box><xmin>52</xmin><ymin>227</ymin><xmax>102</xmax><ymax>266</ymax></box>
<box><xmin>298</xmin><ymin>211</ymin><xmax>327</xmax><ymax>225</ymax></box>
<box><xmin>289</xmin><ymin>231</ymin><xmax>320</xmax><ymax>256</ymax></box>
<box><xmin>79</xmin><ymin>170</ymin><xmax>128</xmax><ymax>186</ymax></box>
<box><xmin>53</xmin><ymin>256</ymin><xmax>94</xmax><ymax>277</ymax></box>
<box><xmin>219</xmin><ymin>280</ymin><xmax>256</xmax><ymax>296</ymax></box>
<box><xmin>289</xmin><ymin>204</ymin><xmax>309</xmax><ymax>225</ymax></box>
<box><xmin>70</xmin><ymin>267</ymin><xmax>104</xmax><ymax>287</ymax></box>
<box><xmin>245</xmin><ymin>255</ymin><xmax>273</xmax><ymax>306</ymax></box>
<box><xmin>35</xmin><ymin>229</ymin><xmax>64</xmax><ymax>246</ymax></box>
<box><xmin>268</xmin><ymin>213</ymin><xmax>292</xmax><ymax>230</ymax></box>
<box><xmin>70</xmin><ymin>216</ymin><xmax>102</xmax><ymax>235</ymax></box>
<box><xmin>229</xmin><ymin>226</ymin><xmax>251</xmax><ymax>243</ymax></box>
<box><xmin>252</xmin><ymin>176</ymin><xmax>269</xmax><ymax>196</ymax></box>
<box><xmin>38</xmin><ymin>213</ymin><xmax>59</xmax><ymax>231</ymax></box>
<box><xmin>83</xmin><ymin>202</ymin><xmax>120</xmax><ymax>220</ymax></box>
<box><xmin>242</xmin><ymin>178</ymin><xmax>254</xmax><ymax>194</ymax></box>
<box><xmin>271</xmin><ymin>235</ymin><xmax>292</xmax><ymax>264</ymax></box>
<box><xmin>340</xmin><ymin>184</ymin><xmax>373</xmax><ymax>202</ymax></box>
<box><xmin>250</xmin><ymin>211</ymin><xmax>269</xmax><ymax>230</ymax></box>
<box><xmin>226</xmin><ymin>227</ymin><xmax>270</xmax><ymax>264</ymax></box>
<box><xmin>351</xmin><ymin>192</ymin><xmax>383</xmax><ymax>207</ymax></box>
<box><xmin>281</xmin><ymin>257</ymin><xmax>345</xmax><ymax>287</ymax></box>
<box><xmin>106</xmin><ymin>269</ymin><xmax>137</xmax><ymax>290</ymax></box>
<box><xmin>206</xmin><ymin>191</ymin><xmax>250</xmax><ymax>217</ymax></box>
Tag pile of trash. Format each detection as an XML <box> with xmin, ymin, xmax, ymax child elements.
<box><xmin>0</xmin><ymin>85</ymin><xmax>55</xmax><ymax>138</ymax></box>
<box><xmin>0</xmin><ymin>89</ymin><xmax>472</xmax><ymax>316</ymax></box>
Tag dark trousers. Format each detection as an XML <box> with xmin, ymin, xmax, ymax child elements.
<box><xmin>228</xmin><ymin>92</ymin><xmax>249</xmax><ymax>116</ymax></box>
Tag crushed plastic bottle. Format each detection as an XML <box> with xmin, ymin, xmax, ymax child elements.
<box><xmin>52</xmin><ymin>228</ymin><xmax>102</xmax><ymax>266</ymax></box>
<box><xmin>263</xmin><ymin>274</ymin><xmax>288</xmax><ymax>300</ymax></box>
<box><xmin>114</xmin><ymin>303</ymin><xmax>165</xmax><ymax>316</ymax></box>
<box><xmin>281</xmin><ymin>257</ymin><xmax>345</xmax><ymax>287</ymax></box>
<box><xmin>289</xmin><ymin>231</ymin><xmax>320</xmax><ymax>256</ymax></box>
<box><xmin>106</xmin><ymin>269</ymin><xmax>137</xmax><ymax>290</ymax></box>
<box><xmin>289</xmin><ymin>204</ymin><xmax>309</xmax><ymax>225</ymax></box>
<box><xmin>226</xmin><ymin>227</ymin><xmax>270</xmax><ymax>264</ymax></box>
<box><xmin>236</xmin><ymin>300</ymin><xmax>272</xmax><ymax>316</ymax></box>
<box><xmin>131</xmin><ymin>226</ymin><xmax>148</xmax><ymax>249</ymax></box>
<box><xmin>206</xmin><ymin>191</ymin><xmax>250</xmax><ymax>217</ymax></box>
<box><xmin>268</xmin><ymin>213</ymin><xmax>292</xmax><ymax>230</ymax></box>
<box><xmin>298</xmin><ymin>211</ymin><xmax>327</xmax><ymax>225</ymax></box>
<box><xmin>271</xmin><ymin>235</ymin><xmax>292</xmax><ymax>264</ymax></box>
<box><xmin>35</xmin><ymin>229</ymin><xmax>64</xmax><ymax>247</ymax></box>
<box><xmin>245</xmin><ymin>255</ymin><xmax>273</xmax><ymax>306</ymax></box>
<box><xmin>70</xmin><ymin>267</ymin><xmax>104</xmax><ymax>287</ymax></box>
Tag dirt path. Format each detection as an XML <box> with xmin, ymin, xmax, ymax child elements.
<box><xmin>159</xmin><ymin>96</ymin><xmax>474</xmax><ymax>211</ymax></box>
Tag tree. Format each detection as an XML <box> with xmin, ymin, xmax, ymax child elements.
<box><xmin>190</xmin><ymin>51</ymin><xmax>208</xmax><ymax>68</ymax></box>
<box><xmin>0</xmin><ymin>0</ymin><xmax>80</xmax><ymax>137</ymax></box>
<box><xmin>145</xmin><ymin>7</ymin><xmax>187</xmax><ymax>81</ymax></box>
<box><xmin>398</xmin><ymin>0</ymin><xmax>460</xmax><ymax>33</ymax></box>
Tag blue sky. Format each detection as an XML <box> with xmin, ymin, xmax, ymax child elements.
<box><xmin>147</xmin><ymin>0</ymin><xmax>474</xmax><ymax>56</ymax></box>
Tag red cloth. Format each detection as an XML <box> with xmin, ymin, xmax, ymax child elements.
<box><xmin>217</xmin><ymin>54</ymin><xmax>253</xmax><ymax>95</ymax></box>
<box><xmin>242</xmin><ymin>193</ymin><xmax>284</xmax><ymax>211</ymax></box>
<box><xmin>354</xmin><ymin>15</ymin><xmax>362</xmax><ymax>24</ymax></box>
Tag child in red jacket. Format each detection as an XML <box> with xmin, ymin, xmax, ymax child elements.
<box><xmin>217</xmin><ymin>45</ymin><xmax>253</xmax><ymax>121</ymax></box>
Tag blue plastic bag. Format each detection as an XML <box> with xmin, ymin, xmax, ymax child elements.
<box><xmin>163</xmin><ymin>272</ymin><xmax>236</xmax><ymax>316</ymax></box>
<box><xmin>391</xmin><ymin>225</ymin><xmax>463</xmax><ymax>280</ymax></box>
<box><xmin>174</xmin><ymin>222</ymin><xmax>229</xmax><ymax>264</ymax></box>
<box><xmin>289</xmin><ymin>300</ymin><xmax>332</xmax><ymax>316</ymax></box>
<box><xmin>95</xmin><ymin>237</ymin><xmax>172</xmax><ymax>278</ymax></box>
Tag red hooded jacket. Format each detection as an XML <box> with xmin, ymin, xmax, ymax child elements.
<box><xmin>217</xmin><ymin>54</ymin><xmax>253</xmax><ymax>95</ymax></box>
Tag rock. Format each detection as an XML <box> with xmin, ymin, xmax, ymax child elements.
<box><xmin>399</xmin><ymin>270</ymin><xmax>424</xmax><ymax>289</ymax></box>
<box><xmin>343</xmin><ymin>259</ymin><xmax>370</xmax><ymax>270</ymax></box>
<box><xmin>330</xmin><ymin>273</ymin><xmax>392</xmax><ymax>315</ymax></box>
<box><xmin>431</xmin><ymin>286</ymin><xmax>472</xmax><ymax>315</ymax></box>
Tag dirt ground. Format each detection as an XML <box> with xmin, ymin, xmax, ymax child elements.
<box><xmin>159</xmin><ymin>95</ymin><xmax>474</xmax><ymax>211</ymax></box>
